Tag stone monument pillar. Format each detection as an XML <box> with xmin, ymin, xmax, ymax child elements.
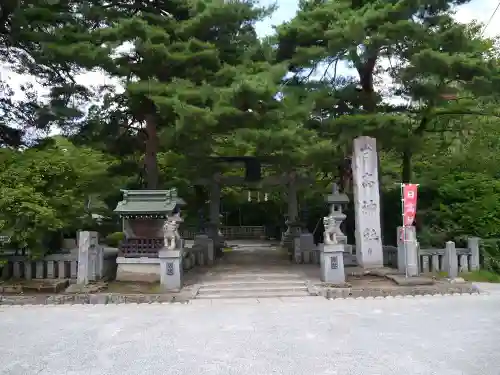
<box><xmin>352</xmin><ymin>136</ymin><xmax>383</xmax><ymax>268</ymax></box>
<box><xmin>77</xmin><ymin>231</ymin><xmax>103</xmax><ymax>285</ymax></box>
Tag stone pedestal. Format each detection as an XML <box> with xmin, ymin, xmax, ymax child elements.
<box><xmin>352</xmin><ymin>136</ymin><xmax>383</xmax><ymax>268</ymax></box>
<box><xmin>320</xmin><ymin>244</ymin><xmax>346</xmax><ymax>284</ymax></box>
<box><xmin>159</xmin><ymin>249</ymin><xmax>184</xmax><ymax>291</ymax></box>
<box><xmin>77</xmin><ymin>231</ymin><xmax>103</xmax><ymax>285</ymax></box>
<box><xmin>444</xmin><ymin>241</ymin><xmax>458</xmax><ymax>279</ymax></box>
<box><xmin>397</xmin><ymin>226</ymin><xmax>418</xmax><ymax>277</ymax></box>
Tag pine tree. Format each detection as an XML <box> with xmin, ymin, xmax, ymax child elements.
<box><xmin>42</xmin><ymin>0</ymin><xmax>307</xmax><ymax>188</ymax></box>
<box><xmin>276</xmin><ymin>0</ymin><xmax>500</xmax><ymax>182</ymax></box>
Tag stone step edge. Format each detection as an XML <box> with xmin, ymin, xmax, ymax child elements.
<box><xmin>215</xmin><ymin>273</ymin><xmax>304</xmax><ymax>279</ymax></box>
<box><xmin>196</xmin><ymin>291</ymin><xmax>312</xmax><ymax>299</ymax></box>
<box><xmin>198</xmin><ymin>280</ymin><xmax>306</xmax><ymax>288</ymax></box>
<box><xmin>323</xmin><ymin>284</ymin><xmax>480</xmax><ymax>298</ymax></box>
<box><xmin>198</xmin><ymin>287</ymin><xmax>309</xmax><ymax>294</ymax></box>
<box><xmin>0</xmin><ymin>287</ymin><xmax>482</xmax><ymax>305</ymax></box>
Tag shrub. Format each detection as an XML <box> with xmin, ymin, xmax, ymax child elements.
<box><xmin>104</xmin><ymin>232</ymin><xmax>124</xmax><ymax>247</ymax></box>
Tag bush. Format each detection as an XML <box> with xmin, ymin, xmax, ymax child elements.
<box><xmin>104</xmin><ymin>232</ymin><xmax>124</xmax><ymax>247</ymax></box>
<box><xmin>480</xmin><ymin>238</ymin><xmax>500</xmax><ymax>273</ymax></box>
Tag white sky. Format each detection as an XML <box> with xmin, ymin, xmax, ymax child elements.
<box><xmin>1</xmin><ymin>0</ymin><xmax>499</xmax><ymax>108</ymax></box>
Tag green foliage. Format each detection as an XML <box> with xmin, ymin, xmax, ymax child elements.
<box><xmin>461</xmin><ymin>270</ymin><xmax>500</xmax><ymax>283</ymax></box>
<box><xmin>0</xmin><ymin>138</ymin><xmax>115</xmax><ymax>254</ymax></box>
<box><xmin>104</xmin><ymin>232</ymin><xmax>125</xmax><ymax>248</ymax></box>
<box><xmin>479</xmin><ymin>239</ymin><xmax>500</xmax><ymax>274</ymax></box>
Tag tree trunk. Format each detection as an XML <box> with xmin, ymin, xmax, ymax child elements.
<box><xmin>144</xmin><ymin>114</ymin><xmax>159</xmax><ymax>189</ymax></box>
<box><xmin>402</xmin><ymin>148</ymin><xmax>412</xmax><ymax>183</ymax></box>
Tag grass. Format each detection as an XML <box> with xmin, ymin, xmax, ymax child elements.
<box><xmin>460</xmin><ymin>270</ymin><xmax>500</xmax><ymax>283</ymax></box>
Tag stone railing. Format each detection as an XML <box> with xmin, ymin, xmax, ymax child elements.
<box><xmin>182</xmin><ymin>235</ymin><xmax>215</xmax><ymax>271</ymax></box>
<box><xmin>0</xmin><ymin>246</ymin><xmax>118</xmax><ymax>281</ymax></box>
<box><xmin>181</xmin><ymin>226</ymin><xmax>266</xmax><ymax>240</ymax></box>
<box><xmin>382</xmin><ymin>235</ymin><xmax>480</xmax><ymax>278</ymax></box>
<box><xmin>382</xmin><ymin>245</ymin><xmax>398</xmax><ymax>267</ymax></box>
<box><xmin>418</xmin><ymin>238</ymin><xmax>480</xmax><ymax>275</ymax></box>
<box><xmin>292</xmin><ymin>233</ymin><xmax>321</xmax><ymax>265</ymax></box>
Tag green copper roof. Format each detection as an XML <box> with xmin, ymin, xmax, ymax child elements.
<box><xmin>114</xmin><ymin>189</ymin><xmax>186</xmax><ymax>215</ymax></box>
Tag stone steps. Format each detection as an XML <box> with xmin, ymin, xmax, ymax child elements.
<box><xmin>199</xmin><ymin>286</ymin><xmax>308</xmax><ymax>295</ymax></box>
<box><xmin>195</xmin><ymin>275</ymin><xmax>312</xmax><ymax>299</ymax></box>
<box><xmin>196</xmin><ymin>290</ymin><xmax>311</xmax><ymax>299</ymax></box>
<box><xmin>200</xmin><ymin>280</ymin><xmax>306</xmax><ymax>288</ymax></box>
<box><xmin>215</xmin><ymin>273</ymin><xmax>304</xmax><ymax>281</ymax></box>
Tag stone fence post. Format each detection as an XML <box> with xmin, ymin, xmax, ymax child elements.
<box><xmin>77</xmin><ymin>231</ymin><xmax>103</xmax><ymax>285</ymax></box>
<box><xmin>293</xmin><ymin>233</ymin><xmax>314</xmax><ymax>264</ymax></box>
<box><xmin>397</xmin><ymin>226</ymin><xmax>418</xmax><ymax>277</ymax></box>
<box><xmin>444</xmin><ymin>241</ymin><xmax>458</xmax><ymax>278</ymax></box>
<box><xmin>194</xmin><ymin>234</ymin><xmax>214</xmax><ymax>265</ymax></box>
<box><xmin>468</xmin><ymin>237</ymin><xmax>480</xmax><ymax>271</ymax></box>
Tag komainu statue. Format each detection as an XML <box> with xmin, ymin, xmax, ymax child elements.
<box><xmin>162</xmin><ymin>212</ymin><xmax>183</xmax><ymax>249</ymax></box>
<box><xmin>323</xmin><ymin>216</ymin><xmax>338</xmax><ymax>245</ymax></box>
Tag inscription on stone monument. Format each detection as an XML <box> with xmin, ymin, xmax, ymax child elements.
<box><xmin>361</xmin><ymin>200</ymin><xmax>377</xmax><ymax>212</ymax></box>
<box><xmin>363</xmin><ymin>228</ymin><xmax>380</xmax><ymax>241</ymax></box>
<box><xmin>166</xmin><ymin>262</ymin><xmax>174</xmax><ymax>276</ymax></box>
<box><xmin>330</xmin><ymin>256</ymin><xmax>338</xmax><ymax>270</ymax></box>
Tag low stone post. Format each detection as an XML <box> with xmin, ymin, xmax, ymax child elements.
<box><xmin>444</xmin><ymin>241</ymin><xmax>458</xmax><ymax>278</ymax></box>
<box><xmin>77</xmin><ymin>231</ymin><xmax>102</xmax><ymax>285</ymax></box>
<box><xmin>159</xmin><ymin>249</ymin><xmax>183</xmax><ymax>291</ymax></box>
<box><xmin>468</xmin><ymin>237</ymin><xmax>480</xmax><ymax>271</ymax></box>
<box><xmin>293</xmin><ymin>237</ymin><xmax>301</xmax><ymax>263</ymax></box>
<box><xmin>194</xmin><ymin>234</ymin><xmax>214</xmax><ymax>265</ymax></box>
<box><xmin>396</xmin><ymin>227</ymin><xmax>406</xmax><ymax>274</ymax></box>
<box><xmin>320</xmin><ymin>243</ymin><xmax>346</xmax><ymax>284</ymax></box>
<box><xmin>293</xmin><ymin>233</ymin><xmax>314</xmax><ymax>264</ymax></box>
<box><xmin>397</xmin><ymin>226</ymin><xmax>418</xmax><ymax>277</ymax></box>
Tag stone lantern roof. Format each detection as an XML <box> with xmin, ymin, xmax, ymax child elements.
<box><xmin>114</xmin><ymin>189</ymin><xmax>186</xmax><ymax>219</ymax></box>
<box><xmin>326</xmin><ymin>184</ymin><xmax>349</xmax><ymax>204</ymax></box>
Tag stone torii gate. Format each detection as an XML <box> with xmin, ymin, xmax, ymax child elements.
<box><xmin>194</xmin><ymin>157</ymin><xmax>313</xmax><ymax>255</ymax></box>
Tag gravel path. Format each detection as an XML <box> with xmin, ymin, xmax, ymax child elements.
<box><xmin>1</xmin><ymin>286</ymin><xmax>499</xmax><ymax>375</ymax></box>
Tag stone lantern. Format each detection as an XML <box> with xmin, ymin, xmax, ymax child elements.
<box><xmin>325</xmin><ymin>183</ymin><xmax>349</xmax><ymax>245</ymax></box>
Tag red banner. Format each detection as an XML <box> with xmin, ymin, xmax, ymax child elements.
<box><xmin>402</xmin><ymin>184</ymin><xmax>418</xmax><ymax>226</ymax></box>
